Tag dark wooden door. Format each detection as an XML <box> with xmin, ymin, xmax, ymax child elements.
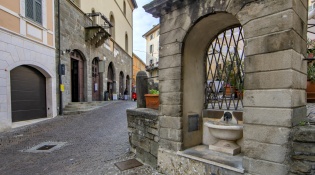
<box><xmin>71</xmin><ymin>59</ymin><xmax>79</xmax><ymax>102</ymax></box>
<box><xmin>71</xmin><ymin>51</ymin><xmax>84</xmax><ymax>102</ymax></box>
<box><xmin>107</xmin><ymin>63</ymin><xmax>114</xmax><ymax>100</ymax></box>
<box><xmin>92</xmin><ymin>58</ymin><xmax>100</xmax><ymax>101</ymax></box>
<box><xmin>10</xmin><ymin>66</ymin><xmax>46</xmax><ymax>122</ymax></box>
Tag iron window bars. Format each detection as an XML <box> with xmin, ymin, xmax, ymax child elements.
<box><xmin>205</xmin><ymin>26</ymin><xmax>245</xmax><ymax>111</ymax></box>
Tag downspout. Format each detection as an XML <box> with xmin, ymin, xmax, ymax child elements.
<box><xmin>58</xmin><ymin>0</ymin><xmax>63</xmax><ymax>115</ymax></box>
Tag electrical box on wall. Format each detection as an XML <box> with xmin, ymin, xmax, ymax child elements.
<box><xmin>59</xmin><ymin>64</ymin><xmax>65</xmax><ymax>75</ymax></box>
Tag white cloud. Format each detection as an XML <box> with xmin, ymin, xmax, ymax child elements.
<box><xmin>133</xmin><ymin>0</ymin><xmax>159</xmax><ymax>63</ymax></box>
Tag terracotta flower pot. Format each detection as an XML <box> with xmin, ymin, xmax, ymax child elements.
<box><xmin>144</xmin><ymin>94</ymin><xmax>159</xmax><ymax>110</ymax></box>
<box><xmin>307</xmin><ymin>81</ymin><xmax>315</xmax><ymax>102</ymax></box>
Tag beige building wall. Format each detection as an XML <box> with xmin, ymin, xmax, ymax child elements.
<box><xmin>132</xmin><ymin>53</ymin><xmax>146</xmax><ymax>86</ymax></box>
<box><xmin>80</xmin><ymin>0</ymin><xmax>136</xmax><ymax>56</ymax></box>
<box><xmin>143</xmin><ymin>24</ymin><xmax>159</xmax><ymax>83</ymax></box>
<box><xmin>144</xmin><ymin>25</ymin><xmax>160</xmax><ymax>65</ymax></box>
<box><xmin>0</xmin><ymin>0</ymin><xmax>57</xmax><ymax>131</ymax></box>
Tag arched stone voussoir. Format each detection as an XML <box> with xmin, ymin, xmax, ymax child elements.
<box><xmin>6</xmin><ymin>60</ymin><xmax>54</xmax><ymax>78</ymax></box>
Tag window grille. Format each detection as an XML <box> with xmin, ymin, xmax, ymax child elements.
<box><xmin>26</xmin><ymin>0</ymin><xmax>42</xmax><ymax>24</ymax></box>
<box><xmin>205</xmin><ymin>26</ymin><xmax>244</xmax><ymax>111</ymax></box>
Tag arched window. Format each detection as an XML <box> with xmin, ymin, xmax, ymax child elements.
<box><xmin>123</xmin><ymin>1</ymin><xmax>126</xmax><ymax>16</ymax></box>
<box><xmin>125</xmin><ymin>33</ymin><xmax>128</xmax><ymax>52</ymax></box>
<box><xmin>110</xmin><ymin>13</ymin><xmax>115</xmax><ymax>39</ymax></box>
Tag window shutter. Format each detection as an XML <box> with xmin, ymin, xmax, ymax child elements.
<box><xmin>25</xmin><ymin>0</ymin><xmax>42</xmax><ymax>24</ymax></box>
<box><xmin>35</xmin><ymin>0</ymin><xmax>42</xmax><ymax>24</ymax></box>
<box><xmin>26</xmin><ymin>0</ymin><xmax>34</xmax><ymax>19</ymax></box>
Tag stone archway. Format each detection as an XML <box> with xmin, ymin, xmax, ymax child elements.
<box><xmin>119</xmin><ymin>71</ymin><xmax>124</xmax><ymax>98</ymax></box>
<box><xmin>107</xmin><ymin>62</ymin><xmax>116</xmax><ymax>100</ymax></box>
<box><xmin>92</xmin><ymin>57</ymin><xmax>100</xmax><ymax>101</ymax></box>
<box><xmin>144</xmin><ymin>1</ymin><xmax>307</xmax><ymax>174</ymax></box>
<box><xmin>70</xmin><ymin>50</ymin><xmax>85</xmax><ymax>102</ymax></box>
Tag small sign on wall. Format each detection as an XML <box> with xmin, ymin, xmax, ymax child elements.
<box><xmin>94</xmin><ymin>83</ymin><xmax>98</xmax><ymax>91</ymax></box>
<box><xmin>188</xmin><ymin>113</ymin><xmax>199</xmax><ymax>132</ymax></box>
<box><xmin>60</xmin><ymin>84</ymin><xmax>64</xmax><ymax>92</ymax></box>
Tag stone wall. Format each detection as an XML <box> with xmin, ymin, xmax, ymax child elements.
<box><xmin>56</xmin><ymin>0</ymin><xmax>132</xmax><ymax>108</ymax></box>
<box><xmin>127</xmin><ymin>108</ymin><xmax>159</xmax><ymax>168</ymax></box>
<box><xmin>143</xmin><ymin>0</ymin><xmax>308</xmax><ymax>174</ymax></box>
<box><xmin>290</xmin><ymin>126</ymin><xmax>315</xmax><ymax>175</ymax></box>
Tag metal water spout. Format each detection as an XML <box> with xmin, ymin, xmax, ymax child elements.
<box><xmin>223</xmin><ymin>112</ymin><xmax>232</xmax><ymax>122</ymax></box>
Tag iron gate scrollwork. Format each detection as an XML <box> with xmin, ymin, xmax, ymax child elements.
<box><xmin>205</xmin><ymin>26</ymin><xmax>244</xmax><ymax>111</ymax></box>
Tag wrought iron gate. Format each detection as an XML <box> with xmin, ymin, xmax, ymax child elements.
<box><xmin>205</xmin><ymin>26</ymin><xmax>244</xmax><ymax>110</ymax></box>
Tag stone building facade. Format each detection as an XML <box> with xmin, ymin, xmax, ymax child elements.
<box><xmin>143</xmin><ymin>0</ymin><xmax>309</xmax><ymax>174</ymax></box>
<box><xmin>56</xmin><ymin>0</ymin><xmax>136</xmax><ymax>110</ymax></box>
<box><xmin>0</xmin><ymin>0</ymin><xmax>57</xmax><ymax>131</ymax></box>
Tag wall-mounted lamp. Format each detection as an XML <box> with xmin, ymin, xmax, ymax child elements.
<box><xmin>61</xmin><ymin>49</ymin><xmax>72</xmax><ymax>55</ymax></box>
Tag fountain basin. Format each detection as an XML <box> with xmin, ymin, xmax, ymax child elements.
<box><xmin>204</xmin><ymin>112</ymin><xmax>243</xmax><ymax>155</ymax></box>
<box><xmin>204</xmin><ymin>121</ymin><xmax>243</xmax><ymax>141</ymax></box>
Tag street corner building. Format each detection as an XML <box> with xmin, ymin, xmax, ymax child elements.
<box><xmin>57</xmin><ymin>0</ymin><xmax>137</xmax><ymax>108</ymax></box>
<box><xmin>0</xmin><ymin>0</ymin><xmax>137</xmax><ymax>131</ymax></box>
<box><xmin>0</xmin><ymin>0</ymin><xmax>57</xmax><ymax>131</ymax></box>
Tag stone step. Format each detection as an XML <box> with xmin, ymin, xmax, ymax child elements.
<box><xmin>63</xmin><ymin>101</ymin><xmax>115</xmax><ymax>115</ymax></box>
<box><xmin>64</xmin><ymin>106</ymin><xmax>98</xmax><ymax>111</ymax></box>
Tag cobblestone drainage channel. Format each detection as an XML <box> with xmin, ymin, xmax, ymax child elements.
<box><xmin>22</xmin><ymin>142</ymin><xmax>67</xmax><ymax>153</ymax></box>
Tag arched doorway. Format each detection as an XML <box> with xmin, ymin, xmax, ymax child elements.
<box><xmin>126</xmin><ymin>75</ymin><xmax>130</xmax><ymax>93</ymax></box>
<box><xmin>92</xmin><ymin>57</ymin><xmax>100</xmax><ymax>101</ymax></box>
<box><xmin>71</xmin><ymin>50</ymin><xmax>85</xmax><ymax>102</ymax></box>
<box><xmin>125</xmin><ymin>75</ymin><xmax>130</xmax><ymax>100</ymax></box>
<box><xmin>10</xmin><ymin>66</ymin><xmax>46</xmax><ymax>122</ymax></box>
<box><xmin>107</xmin><ymin>62</ymin><xmax>115</xmax><ymax>100</ymax></box>
<box><xmin>119</xmin><ymin>71</ymin><xmax>124</xmax><ymax>98</ymax></box>
<box><xmin>182</xmin><ymin>13</ymin><xmax>242</xmax><ymax>148</ymax></box>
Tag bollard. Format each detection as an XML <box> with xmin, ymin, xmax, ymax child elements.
<box><xmin>136</xmin><ymin>71</ymin><xmax>148</xmax><ymax>108</ymax></box>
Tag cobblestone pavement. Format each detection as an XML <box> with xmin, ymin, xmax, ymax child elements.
<box><xmin>0</xmin><ymin>101</ymin><xmax>160</xmax><ymax>175</ymax></box>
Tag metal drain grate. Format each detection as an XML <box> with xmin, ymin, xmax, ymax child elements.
<box><xmin>23</xmin><ymin>142</ymin><xmax>66</xmax><ymax>153</ymax></box>
<box><xmin>37</xmin><ymin>145</ymin><xmax>56</xmax><ymax>150</ymax></box>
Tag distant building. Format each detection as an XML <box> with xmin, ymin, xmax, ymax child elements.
<box><xmin>132</xmin><ymin>53</ymin><xmax>146</xmax><ymax>86</ymax></box>
<box><xmin>143</xmin><ymin>24</ymin><xmax>160</xmax><ymax>83</ymax></box>
<box><xmin>0</xmin><ymin>0</ymin><xmax>57</xmax><ymax>131</ymax></box>
<box><xmin>56</xmin><ymin>0</ymin><xmax>137</xmax><ymax>109</ymax></box>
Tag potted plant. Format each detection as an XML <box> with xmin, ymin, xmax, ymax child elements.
<box><xmin>307</xmin><ymin>38</ymin><xmax>315</xmax><ymax>58</ymax></box>
<box><xmin>307</xmin><ymin>62</ymin><xmax>315</xmax><ymax>102</ymax></box>
<box><xmin>144</xmin><ymin>89</ymin><xmax>159</xmax><ymax>110</ymax></box>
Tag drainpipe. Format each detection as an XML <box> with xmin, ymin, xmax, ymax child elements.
<box><xmin>58</xmin><ymin>0</ymin><xmax>63</xmax><ymax>115</ymax></box>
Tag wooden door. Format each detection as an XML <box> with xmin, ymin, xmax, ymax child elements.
<box><xmin>92</xmin><ymin>58</ymin><xmax>100</xmax><ymax>101</ymax></box>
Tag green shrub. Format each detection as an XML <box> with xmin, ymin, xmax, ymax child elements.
<box><xmin>149</xmin><ymin>89</ymin><xmax>159</xmax><ymax>95</ymax></box>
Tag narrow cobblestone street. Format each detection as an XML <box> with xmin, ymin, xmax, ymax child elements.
<box><xmin>0</xmin><ymin>101</ymin><xmax>159</xmax><ymax>175</ymax></box>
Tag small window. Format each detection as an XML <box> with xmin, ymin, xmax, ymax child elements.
<box><xmin>125</xmin><ymin>33</ymin><xmax>128</xmax><ymax>52</ymax></box>
<box><xmin>26</xmin><ymin>0</ymin><xmax>42</xmax><ymax>24</ymax></box>
<box><xmin>150</xmin><ymin>34</ymin><xmax>154</xmax><ymax>40</ymax></box>
<box><xmin>123</xmin><ymin>1</ymin><xmax>126</xmax><ymax>16</ymax></box>
<box><xmin>157</xmin><ymin>30</ymin><xmax>160</xmax><ymax>36</ymax></box>
<box><xmin>150</xmin><ymin>44</ymin><xmax>154</xmax><ymax>54</ymax></box>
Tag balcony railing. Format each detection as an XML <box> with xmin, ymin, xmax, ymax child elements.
<box><xmin>85</xmin><ymin>12</ymin><xmax>112</xmax><ymax>48</ymax></box>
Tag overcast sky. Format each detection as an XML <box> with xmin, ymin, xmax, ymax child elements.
<box><xmin>133</xmin><ymin>0</ymin><xmax>159</xmax><ymax>63</ymax></box>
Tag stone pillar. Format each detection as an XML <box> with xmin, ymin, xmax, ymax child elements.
<box><xmin>136</xmin><ymin>71</ymin><xmax>148</xmax><ymax>108</ymax></box>
<box><xmin>241</xmin><ymin>1</ymin><xmax>308</xmax><ymax>174</ymax></box>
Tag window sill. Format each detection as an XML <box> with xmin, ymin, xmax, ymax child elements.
<box><xmin>20</xmin><ymin>15</ymin><xmax>48</xmax><ymax>31</ymax></box>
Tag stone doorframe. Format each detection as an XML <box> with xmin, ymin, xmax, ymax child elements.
<box><xmin>144</xmin><ymin>0</ymin><xmax>308</xmax><ymax>174</ymax></box>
